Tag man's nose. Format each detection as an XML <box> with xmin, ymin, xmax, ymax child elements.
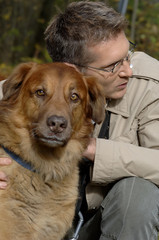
<box><xmin>119</xmin><ymin>60</ymin><xmax>133</xmax><ymax>77</ymax></box>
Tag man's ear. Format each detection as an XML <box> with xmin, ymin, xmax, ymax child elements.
<box><xmin>2</xmin><ymin>62</ymin><xmax>36</xmax><ymax>100</ymax></box>
<box><xmin>64</xmin><ymin>62</ymin><xmax>81</xmax><ymax>72</ymax></box>
<box><xmin>85</xmin><ymin>76</ymin><xmax>106</xmax><ymax>124</ymax></box>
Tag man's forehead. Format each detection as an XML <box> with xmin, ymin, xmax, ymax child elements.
<box><xmin>87</xmin><ymin>32</ymin><xmax>129</xmax><ymax>66</ymax></box>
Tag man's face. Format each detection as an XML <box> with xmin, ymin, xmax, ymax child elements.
<box><xmin>84</xmin><ymin>31</ymin><xmax>133</xmax><ymax>99</ymax></box>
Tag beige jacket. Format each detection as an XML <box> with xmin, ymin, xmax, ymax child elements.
<box><xmin>0</xmin><ymin>80</ymin><xmax>5</xmax><ymax>99</ymax></box>
<box><xmin>86</xmin><ymin>51</ymin><xmax>159</xmax><ymax>209</ymax></box>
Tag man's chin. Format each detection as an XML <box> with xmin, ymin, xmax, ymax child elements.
<box><xmin>107</xmin><ymin>89</ymin><xmax>127</xmax><ymax>100</ymax></box>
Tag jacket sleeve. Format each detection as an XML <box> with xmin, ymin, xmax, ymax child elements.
<box><xmin>92</xmin><ymin>139</ymin><xmax>159</xmax><ymax>186</ymax></box>
<box><xmin>0</xmin><ymin>80</ymin><xmax>5</xmax><ymax>100</ymax></box>
<box><xmin>92</xmin><ymin>87</ymin><xmax>159</xmax><ymax>186</ymax></box>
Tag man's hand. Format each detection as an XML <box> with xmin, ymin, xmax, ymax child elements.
<box><xmin>0</xmin><ymin>158</ymin><xmax>12</xmax><ymax>189</ymax></box>
<box><xmin>83</xmin><ymin>138</ymin><xmax>96</xmax><ymax>162</ymax></box>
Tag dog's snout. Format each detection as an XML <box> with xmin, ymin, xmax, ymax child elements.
<box><xmin>47</xmin><ymin>115</ymin><xmax>68</xmax><ymax>133</ymax></box>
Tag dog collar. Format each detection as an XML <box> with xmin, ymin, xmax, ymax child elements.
<box><xmin>2</xmin><ymin>146</ymin><xmax>35</xmax><ymax>172</ymax></box>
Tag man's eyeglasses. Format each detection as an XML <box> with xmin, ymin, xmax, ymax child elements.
<box><xmin>75</xmin><ymin>41</ymin><xmax>136</xmax><ymax>74</ymax></box>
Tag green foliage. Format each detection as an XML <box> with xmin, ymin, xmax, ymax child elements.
<box><xmin>0</xmin><ymin>0</ymin><xmax>159</xmax><ymax>72</ymax></box>
<box><xmin>125</xmin><ymin>0</ymin><xmax>159</xmax><ymax>60</ymax></box>
<box><xmin>0</xmin><ymin>63</ymin><xmax>13</xmax><ymax>77</ymax></box>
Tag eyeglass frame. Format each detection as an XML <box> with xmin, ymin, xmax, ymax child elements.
<box><xmin>74</xmin><ymin>41</ymin><xmax>136</xmax><ymax>73</ymax></box>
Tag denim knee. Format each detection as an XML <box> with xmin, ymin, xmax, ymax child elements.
<box><xmin>100</xmin><ymin>177</ymin><xmax>159</xmax><ymax>240</ymax></box>
<box><xmin>102</xmin><ymin>177</ymin><xmax>159</xmax><ymax>216</ymax></box>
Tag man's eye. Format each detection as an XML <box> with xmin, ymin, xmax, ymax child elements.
<box><xmin>70</xmin><ymin>93</ymin><xmax>79</xmax><ymax>101</ymax></box>
<box><xmin>103</xmin><ymin>66</ymin><xmax>114</xmax><ymax>71</ymax></box>
<box><xmin>104</xmin><ymin>63</ymin><xmax>117</xmax><ymax>71</ymax></box>
<box><xmin>35</xmin><ymin>89</ymin><xmax>45</xmax><ymax>97</ymax></box>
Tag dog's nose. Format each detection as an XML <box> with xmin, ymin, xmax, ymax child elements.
<box><xmin>47</xmin><ymin>115</ymin><xmax>67</xmax><ymax>133</ymax></box>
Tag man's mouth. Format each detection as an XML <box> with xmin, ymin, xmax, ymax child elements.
<box><xmin>118</xmin><ymin>82</ymin><xmax>128</xmax><ymax>89</ymax></box>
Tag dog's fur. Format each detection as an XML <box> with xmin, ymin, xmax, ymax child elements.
<box><xmin>0</xmin><ymin>74</ymin><xmax>6</xmax><ymax>81</ymax></box>
<box><xmin>0</xmin><ymin>62</ymin><xmax>105</xmax><ymax>240</ymax></box>
<box><xmin>0</xmin><ymin>75</ymin><xmax>4</xmax><ymax>81</ymax></box>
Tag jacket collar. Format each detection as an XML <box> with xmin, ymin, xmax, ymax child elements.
<box><xmin>106</xmin><ymin>92</ymin><xmax>130</xmax><ymax>118</ymax></box>
<box><xmin>131</xmin><ymin>51</ymin><xmax>159</xmax><ymax>82</ymax></box>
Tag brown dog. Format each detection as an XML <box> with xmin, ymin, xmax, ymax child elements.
<box><xmin>0</xmin><ymin>62</ymin><xmax>105</xmax><ymax>240</ymax></box>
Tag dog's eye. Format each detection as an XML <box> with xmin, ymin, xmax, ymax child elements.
<box><xmin>36</xmin><ymin>89</ymin><xmax>45</xmax><ymax>97</ymax></box>
<box><xmin>70</xmin><ymin>93</ymin><xmax>79</xmax><ymax>102</ymax></box>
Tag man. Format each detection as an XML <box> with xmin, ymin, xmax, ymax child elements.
<box><xmin>1</xmin><ymin>1</ymin><xmax>159</xmax><ymax>239</ymax></box>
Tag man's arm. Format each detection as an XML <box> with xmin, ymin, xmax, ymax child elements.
<box><xmin>0</xmin><ymin>80</ymin><xmax>11</xmax><ymax>189</ymax></box>
<box><xmin>84</xmin><ymin>83</ymin><xmax>159</xmax><ymax>186</ymax></box>
<box><xmin>92</xmin><ymin>97</ymin><xmax>159</xmax><ymax>186</ymax></box>
<box><xmin>0</xmin><ymin>79</ymin><xmax>6</xmax><ymax>100</ymax></box>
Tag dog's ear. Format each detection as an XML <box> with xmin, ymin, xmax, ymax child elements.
<box><xmin>2</xmin><ymin>62</ymin><xmax>36</xmax><ymax>100</ymax></box>
<box><xmin>85</xmin><ymin>76</ymin><xmax>106</xmax><ymax>124</ymax></box>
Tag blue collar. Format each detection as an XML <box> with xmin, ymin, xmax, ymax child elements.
<box><xmin>2</xmin><ymin>146</ymin><xmax>35</xmax><ymax>172</ymax></box>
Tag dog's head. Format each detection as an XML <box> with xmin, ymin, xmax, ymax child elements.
<box><xmin>2</xmin><ymin>62</ymin><xmax>105</xmax><ymax>148</ymax></box>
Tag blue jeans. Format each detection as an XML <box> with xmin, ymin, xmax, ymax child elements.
<box><xmin>78</xmin><ymin>177</ymin><xmax>159</xmax><ymax>240</ymax></box>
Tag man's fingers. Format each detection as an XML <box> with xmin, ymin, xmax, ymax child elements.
<box><xmin>0</xmin><ymin>181</ymin><xmax>7</xmax><ymax>189</ymax></box>
<box><xmin>0</xmin><ymin>157</ymin><xmax>12</xmax><ymax>165</ymax></box>
<box><xmin>0</xmin><ymin>158</ymin><xmax>11</xmax><ymax>190</ymax></box>
<box><xmin>0</xmin><ymin>171</ymin><xmax>8</xmax><ymax>189</ymax></box>
<box><xmin>0</xmin><ymin>171</ymin><xmax>8</xmax><ymax>181</ymax></box>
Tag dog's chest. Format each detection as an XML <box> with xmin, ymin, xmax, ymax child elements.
<box><xmin>0</xmin><ymin>166</ymin><xmax>78</xmax><ymax>240</ymax></box>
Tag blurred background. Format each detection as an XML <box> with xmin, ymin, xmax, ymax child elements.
<box><xmin>0</xmin><ymin>0</ymin><xmax>159</xmax><ymax>77</ymax></box>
